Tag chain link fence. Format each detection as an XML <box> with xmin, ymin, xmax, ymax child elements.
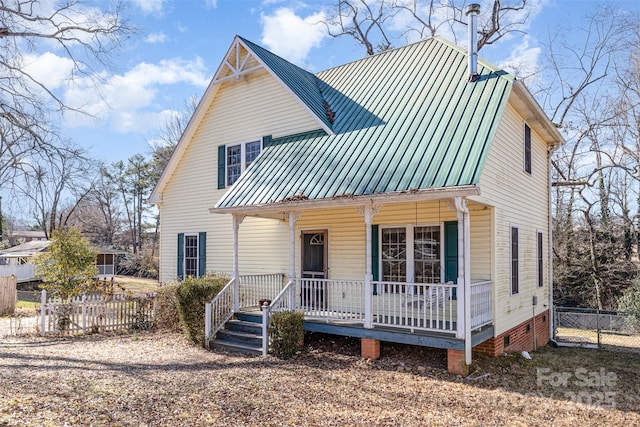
<box><xmin>554</xmin><ymin>306</ymin><xmax>640</xmax><ymax>352</ymax></box>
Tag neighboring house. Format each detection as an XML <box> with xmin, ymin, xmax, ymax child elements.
<box><xmin>0</xmin><ymin>241</ymin><xmax>121</xmax><ymax>282</ymax></box>
<box><xmin>150</xmin><ymin>16</ymin><xmax>563</xmax><ymax>373</ymax></box>
<box><xmin>6</xmin><ymin>230</ymin><xmax>47</xmax><ymax>246</ymax></box>
<box><xmin>0</xmin><ymin>241</ymin><xmax>49</xmax><ymax>282</ymax></box>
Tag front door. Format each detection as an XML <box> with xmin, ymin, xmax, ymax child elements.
<box><xmin>301</xmin><ymin>230</ymin><xmax>328</xmax><ymax>308</ymax></box>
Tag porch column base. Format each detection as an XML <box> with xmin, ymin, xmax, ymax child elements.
<box><xmin>361</xmin><ymin>338</ymin><xmax>380</xmax><ymax>360</ymax></box>
<box><xmin>447</xmin><ymin>349</ymin><xmax>469</xmax><ymax>376</ymax></box>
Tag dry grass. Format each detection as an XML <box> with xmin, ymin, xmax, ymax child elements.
<box><xmin>111</xmin><ymin>275</ymin><xmax>160</xmax><ymax>294</ymax></box>
<box><xmin>557</xmin><ymin>327</ymin><xmax>640</xmax><ymax>352</ymax></box>
<box><xmin>0</xmin><ymin>331</ymin><xmax>638</xmax><ymax>426</ymax></box>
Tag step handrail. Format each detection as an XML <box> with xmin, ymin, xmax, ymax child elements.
<box><xmin>261</xmin><ymin>279</ymin><xmax>295</xmax><ymax>355</ymax></box>
<box><xmin>205</xmin><ymin>277</ymin><xmax>235</xmax><ymax>348</ymax></box>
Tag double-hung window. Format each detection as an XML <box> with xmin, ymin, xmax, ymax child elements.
<box><xmin>177</xmin><ymin>232</ymin><xmax>206</xmax><ymax>279</ymax></box>
<box><xmin>184</xmin><ymin>234</ymin><xmax>199</xmax><ymax>277</ymax></box>
<box><xmin>524</xmin><ymin>123</ymin><xmax>532</xmax><ymax>174</ymax></box>
<box><xmin>380</xmin><ymin>225</ymin><xmax>442</xmax><ymax>292</ymax></box>
<box><xmin>537</xmin><ymin>231</ymin><xmax>544</xmax><ymax>288</ymax></box>
<box><xmin>226</xmin><ymin>140</ymin><xmax>261</xmax><ymax>186</ymax></box>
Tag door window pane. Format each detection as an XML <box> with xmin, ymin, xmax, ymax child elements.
<box><xmin>414</xmin><ymin>226</ymin><xmax>441</xmax><ymax>284</ymax></box>
<box><xmin>381</xmin><ymin>228</ymin><xmax>406</xmax><ymax>283</ymax></box>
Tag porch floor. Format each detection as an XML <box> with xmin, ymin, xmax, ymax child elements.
<box><xmin>239</xmin><ymin>308</ymin><xmax>494</xmax><ymax>351</ymax></box>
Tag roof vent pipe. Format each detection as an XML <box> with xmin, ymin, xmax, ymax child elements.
<box><xmin>466</xmin><ymin>3</ymin><xmax>481</xmax><ymax>82</ymax></box>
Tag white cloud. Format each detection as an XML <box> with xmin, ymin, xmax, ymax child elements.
<box><xmin>131</xmin><ymin>0</ymin><xmax>165</xmax><ymax>15</ymax></box>
<box><xmin>21</xmin><ymin>52</ymin><xmax>76</xmax><ymax>90</ymax></box>
<box><xmin>205</xmin><ymin>0</ymin><xmax>218</xmax><ymax>8</ymax></box>
<box><xmin>499</xmin><ymin>36</ymin><xmax>541</xmax><ymax>81</ymax></box>
<box><xmin>260</xmin><ymin>8</ymin><xmax>328</xmax><ymax>66</ymax></box>
<box><xmin>145</xmin><ymin>32</ymin><xmax>168</xmax><ymax>43</ymax></box>
<box><xmin>63</xmin><ymin>57</ymin><xmax>209</xmax><ymax>133</ymax></box>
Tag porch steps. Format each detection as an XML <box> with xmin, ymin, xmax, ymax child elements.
<box><xmin>211</xmin><ymin>312</ymin><xmax>263</xmax><ymax>356</ymax></box>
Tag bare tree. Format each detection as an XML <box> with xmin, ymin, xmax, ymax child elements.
<box><xmin>0</xmin><ymin>0</ymin><xmax>133</xmax><ymax>187</ymax></box>
<box><xmin>13</xmin><ymin>143</ymin><xmax>97</xmax><ymax>238</ymax></box>
<box><xmin>321</xmin><ymin>0</ymin><xmax>532</xmax><ymax>56</ymax></box>
<box><xmin>67</xmin><ymin>167</ymin><xmax>123</xmax><ymax>246</ymax></box>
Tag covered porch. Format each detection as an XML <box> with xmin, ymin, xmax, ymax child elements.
<box><xmin>207</xmin><ymin>194</ymin><xmax>494</xmax><ymax>372</ymax></box>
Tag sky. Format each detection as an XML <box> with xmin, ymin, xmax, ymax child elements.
<box><xmin>16</xmin><ymin>0</ymin><xmax>640</xmax><ymax>165</ymax></box>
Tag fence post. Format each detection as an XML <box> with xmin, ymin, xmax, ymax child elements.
<box><xmin>262</xmin><ymin>303</ymin><xmax>269</xmax><ymax>356</ymax></box>
<box><xmin>205</xmin><ymin>302</ymin><xmax>212</xmax><ymax>349</ymax></box>
<box><xmin>82</xmin><ymin>294</ymin><xmax>87</xmax><ymax>334</ymax></box>
<box><xmin>40</xmin><ymin>289</ymin><xmax>46</xmax><ymax>336</ymax></box>
<box><xmin>596</xmin><ymin>307</ymin><xmax>601</xmax><ymax>349</ymax></box>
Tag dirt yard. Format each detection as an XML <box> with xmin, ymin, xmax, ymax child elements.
<box><xmin>0</xmin><ymin>331</ymin><xmax>638</xmax><ymax>426</ymax></box>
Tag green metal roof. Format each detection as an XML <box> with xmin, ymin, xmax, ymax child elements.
<box><xmin>216</xmin><ymin>37</ymin><xmax>514</xmax><ymax>210</ymax></box>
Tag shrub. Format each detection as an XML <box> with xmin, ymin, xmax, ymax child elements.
<box><xmin>269</xmin><ymin>311</ymin><xmax>304</xmax><ymax>359</ymax></box>
<box><xmin>618</xmin><ymin>280</ymin><xmax>640</xmax><ymax>331</ymax></box>
<box><xmin>175</xmin><ymin>275</ymin><xmax>228</xmax><ymax>346</ymax></box>
<box><xmin>33</xmin><ymin>227</ymin><xmax>98</xmax><ymax>302</ymax></box>
<box><xmin>154</xmin><ymin>284</ymin><xmax>181</xmax><ymax>332</ymax></box>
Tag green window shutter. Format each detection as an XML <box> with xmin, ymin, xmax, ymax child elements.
<box><xmin>218</xmin><ymin>145</ymin><xmax>226</xmax><ymax>189</ymax></box>
<box><xmin>444</xmin><ymin>221</ymin><xmax>458</xmax><ymax>299</ymax></box>
<box><xmin>262</xmin><ymin>135</ymin><xmax>272</xmax><ymax>148</ymax></box>
<box><xmin>198</xmin><ymin>232</ymin><xmax>206</xmax><ymax>277</ymax></box>
<box><xmin>371</xmin><ymin>224</ymin><xmax>379</xmax><ymax>295</ymax></box>
<box><xmin>177</xmin><ymin>233</ymin><xmax>184</xmax><ymax>280</ymax></box>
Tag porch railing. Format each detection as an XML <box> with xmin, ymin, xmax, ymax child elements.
<box><xmin>205</xmin><ymin>277</ymin><xmax>235</xmax><ymax>347</ymax></box>
<box><xmin>470</xmin><ymin>280</ymin><xmax>492</xmax><ymax>329</ymax></box>
<box><xmin>372</xmin><ymin>281</ymin><xmax>457</xmax><ymax>333</ymax></box>
<box><xmin>296</xmin><ymin>278</ymin><xmax>365</xmax><ymax>322</ymax></box>
<box><xmin>239</xmin><ymin>273</ymin><xmax>286</xmax><ymax>309</ymax></box>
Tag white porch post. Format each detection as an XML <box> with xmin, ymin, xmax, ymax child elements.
<box><xmin>232</xmin><ymin>214</ymin><xmax>245</xmax><ymax>312</ymax></box>
<box><xmin>454</xmin><ymin>196</ymin><xmax>472</xmax><ymax>365</ymax></box>
<box><xmin>359</xmin><ymin>204</ymin><xmax>379</xmax><ymax>329</ymax></box>
<box><xmin>287</xmin><ymin>211</ymin><xmax>300</xmax><ymax>311</ymax></box>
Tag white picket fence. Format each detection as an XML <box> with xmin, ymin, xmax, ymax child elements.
<box><xmin>40</xmin><ymin>290</ymin><xmax>157</xmax><ymax>336</ymax></box>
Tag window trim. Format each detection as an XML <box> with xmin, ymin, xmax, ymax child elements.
<box><xmin>510</xmin><ymin>225</ymin><xmax>519</xmax><ymax>295</ymax></box>
<box><xmin>524</xmin><ymin>123</ymin><xmax>532</xmax><ymax>175</ymax></box>
<box><xmin>225</xmin><ymin>138</ymin><xmax>263</xmax><ymax>187</ymax></box>
<box><xmin>537</xmin><ymin>230</ymin><xmax>544</xmax><ymax>288</ymax></box>
<box><xmin>378</xmin><ymin>223</ymin><xmax>444</xmax><ymax>286</ymax></box>
<box><xmin>183</xmin><ymin>232</ymin><xmax>199</xmax><ymax>278</ymax></box>
<box><xmin>96</xmin><ymin>253</ymin><xmax>114</xmax><ymax>276</ymax></box>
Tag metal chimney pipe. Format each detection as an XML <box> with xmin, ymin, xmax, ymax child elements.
<box><xmin>466</xmin><ymin>3</ymin><xmax>481</xmax><ymax>82</ymax></box>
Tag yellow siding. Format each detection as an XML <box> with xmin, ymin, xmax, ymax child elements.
<box><xmin>158</xmin><ymin>68</ymin><xmax>320</xmax><ymax>283</ymax></box>
<box><xmin>473</xmin><ymin>103</ymin><xmax>550</xmax><ymax>335</ymax></box>
<box><xmin>294</xmin><ymin>201</ymin><xmax>490</xmax><ymax>282</ymax></box>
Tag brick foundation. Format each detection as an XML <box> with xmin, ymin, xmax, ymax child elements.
<box><xmin>361</xmin><ymin>338</ymin><xmax>381</xmax><ymax>359</ymax></box>
<box><xmin>447</xmin><ymin>349</ymin><xmax>469</xmax><ymax>376</ymax></box>
<box><xmin>474</xmin><ymin>310</ymin><xmax>550</xmax><ymax>357</ymax></box>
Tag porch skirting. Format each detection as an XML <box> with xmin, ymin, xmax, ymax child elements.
<box><xmin>473</xmin><ymin>310</ymin><xmax>550</xmax><ymax>357</ymax></box>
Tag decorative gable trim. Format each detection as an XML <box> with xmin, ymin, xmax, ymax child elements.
<box><xmin>212</xmin><ymin>37</ymin><xmax>264</xmax><ymax>84</ymax></box>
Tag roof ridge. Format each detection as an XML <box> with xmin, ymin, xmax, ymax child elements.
<box><xmin>315</xmin><ymin>36</ymin><xmax>508</xmax><ymax>80</ymax></box>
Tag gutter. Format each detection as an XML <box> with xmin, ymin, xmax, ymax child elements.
<box><xmin>511</xmin><ymin>81</ymin><xmax>564</xmax><ymax>147</ymax></box>
<box><xmin>209</xmin><ymin>185</ymin><xmax>481</xmax><ymax>216</ymax></box>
